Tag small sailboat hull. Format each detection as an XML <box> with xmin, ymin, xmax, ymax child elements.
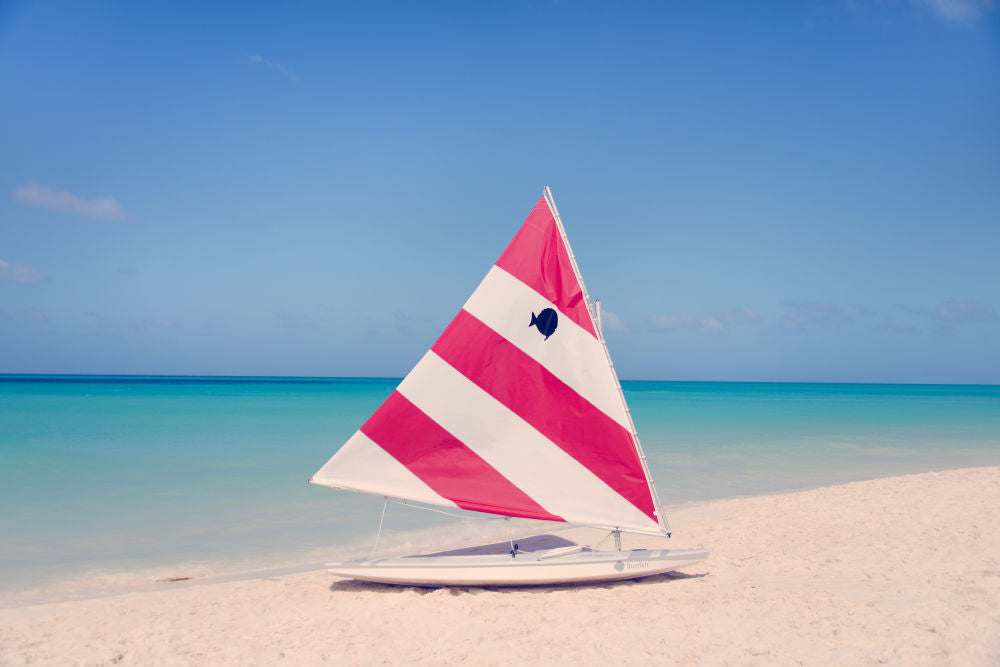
<box><xmin>327</xmin><ymin>547</ymin><xmax>709</xmax><ymax>587</ymax></box>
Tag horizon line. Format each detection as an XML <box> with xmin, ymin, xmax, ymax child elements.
<box><xmin>0</xmin><ymin>373</ymin><xmax>996</xmax><ymax>388</ymax></box>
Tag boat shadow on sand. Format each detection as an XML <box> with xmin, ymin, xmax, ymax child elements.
<box><xmin>327</xmin><ymin>534</ymin><xmax>708</xmax><ymax>594</ymax></box>
<box><xmin>328</xmin><ymin>570</ymin><xmax>706</xmax><ymax>595</ymax></box>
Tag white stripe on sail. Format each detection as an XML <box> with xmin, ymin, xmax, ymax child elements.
<box><xmin>311</xmin><ymin>430</ymin><xmax>458</xmax><ymax>509</ymax></box>
<box><xmin>462</xmin><ymin>266</ymin><xmax>630</xmax><ymax>430</ymax></box>
<box><xmin>397</xmin><ymin>351</ymin><xmax>659</xmax><ymax>533</ymax></box>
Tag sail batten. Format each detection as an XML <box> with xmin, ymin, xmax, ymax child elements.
<box><xmin>311</xmin><ymin>192</ymin><xmax>662</xmax><ymax>534</ymax></box>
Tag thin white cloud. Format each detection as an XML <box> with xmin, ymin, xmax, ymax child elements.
<box><xmin>22</xmin><ymin>309</ymin><xmax>48</xmax><ymax>324</ymax></box>
<box><xmin>0</xmin><ymin>308</ymin><xmax>49</xmax><ymax>325</ymax></box>
<box><xmin>650</xmin><ymin>305</ymin><xmax>760</xmax><ymax>334</ymax></box>
<box><xmin>82</xmin><ymin>311</ymin><xmax>116</xmax><ymax>331</ymax></box>
<box><xmin>850</xmin><ymin>304</ymin><xmax>877</xmax><ymax>318</ymax></box>
<box><xmin>0</xmin><ymin>259</ymin><xmax>44</xmax><ymax>284</ymax></box>
<box><xmin>11</xmin><ymin>182</ymin><xmax>130</xmax><ymax>221</ymax></box>
<box><xmin>246</xmin><ymin>53</ymin><xmax>300</xmax><ymax>81</ymax></box>
<box><xmin>897</xmin><ymin>298</ymin><xmax>995</xmax><ymax>331</ymax></box>
<box><xmin>880</xmin><ymin>317</ymin><xmax>922</xmax><ymax>335</ymax></box>
<box><xmin>698</xmin><ymin>317</ymin><xmax>723</xmax><ymax>333</ymax></box>
<box><xmin>277</xmin><ymin>311</ymin><xmax>322</xmax><ymax>332</ymax></box>
<box><xmin>782</xmin><ymin>301</ymin><xmax>853</xmax><ymax>332</ymax></box>
<box><xmin>723</xmin><ymin>307</ymin><xmax>760</xmax><ymax>325</ymax></box>
<box><xmin>917</xmin><ymin>0</ymin><xmax>995</xmax><ymax>23</ymax></box>
<box><xmin>775</xmin><ymin>298</ymin><xmax>993</xmax><ymax>335</ymax></box>
<box><xmin>651</xmin><ymin>313</ymin><xmax>724</xmax><ymax>334</ymax></box>
<box><xmin>132</xmin><ymin>317</ymin><xmax>176</xmax><ymax>332</ymax></box>
<box><xmin>599</xmin><ymin>309</ymin><xmax>627</xmax><ymax>333</ymax></box>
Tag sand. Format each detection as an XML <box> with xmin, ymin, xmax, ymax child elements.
<box><xmin>2</xmin><ymin>466</ymin><xmax>999</xmax><ymax>665</ymax></box>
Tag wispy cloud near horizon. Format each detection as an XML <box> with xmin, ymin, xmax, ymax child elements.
<box><xmin>651</xmin><ymin>312</ymin><xmax>725</xmax><ymax>334</ymax></box>
<box><xmin>132</xmin><ymin>317</ymin><xmax>176</xmax><ymax>333</ymax></box>
<box><xmin>0</xmin><ymin>308</ymin><xmax>49</xmax><ymax>325</ymax></box>
<box><xmin>0</xmin><ymin>259</ymin><xmax>45</xmax><ymax>284</ymax></box>
<box><xmin>11</xmin><ymin>182</ymin><xmax>130</xmax><ymax>221</ymax></box>
<box><xmin>880</xmin><ymin>317</ymin><xmax>922</xmax><ymax>335</ymax></box>
<box><xmin>599</xmin><ymin>309</ymin><xmax>627</xmax><ymax>333</ymax></box>
<box><xmin>246</xmin><ymin>53</ymin><xmax>300</xmax><ymax>81</ymax></box>
<box><xmin>897</xmin><ymin>298</ymin><xmax>995</xmax><ymax>331</ymax></box>
<box><xmin>276</xmin><ymin>311</ymin><xmax>322</xmax><ymax>332</ymax></box>
<box><xmin>649</xmin><ymin>306</ymin><xmax>759</xmax><ymax>335</ymax></box>
<box><xmin>781</xmin><ymin>301</ymin><xmax>856</xmax><ymax>333</ymax></box>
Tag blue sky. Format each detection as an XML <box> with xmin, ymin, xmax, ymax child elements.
<box><xmin>1</xmin><ymin>1</ymin><xmax>998</xmax><ymax>383</ymax></box>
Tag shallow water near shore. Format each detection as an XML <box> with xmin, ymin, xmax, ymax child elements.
<box><xmin>2</xmin><ymin>375</ymin><xmax>998</xmax><ymax>604</ymax></box>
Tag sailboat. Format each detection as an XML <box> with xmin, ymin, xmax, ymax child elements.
<box><xmin>310</xmin><ymin>188</ymin><xmax>709</xmax><ymax>586</ymax></box>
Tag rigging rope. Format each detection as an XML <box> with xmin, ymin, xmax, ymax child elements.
<box><xmin>386</xmin><ymin>498</ymin><xmax>511</xmax><ymax>521</ymax></box>
<box><xmin>373</xmin><ymin>499</ymin><xmax>667</xmax><ymax>553</ymax></box>
<box><xmin>369</xmin><ymin>497</ymin><xmax>390</xmax><ymax>558</ymax></box>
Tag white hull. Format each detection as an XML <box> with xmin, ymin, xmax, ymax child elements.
<box><xmin>327</xmin><ymin>547</ymin><xmax>709</xmax><ymax>586</ymax></box>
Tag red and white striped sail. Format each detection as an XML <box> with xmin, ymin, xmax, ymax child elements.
<box><xmin>311</xmin><ymin>190</ymin><xmax>663</xmax><ymax>534</ymax></box>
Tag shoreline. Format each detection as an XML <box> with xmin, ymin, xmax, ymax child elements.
<box><xmin>3</xmin><ymin>465</ymin><xmax>999</xmax><ymax>664</ymax></box>
<box><xmin>3</xmin><ymin>463</ymin><xmax>999</xmax><ymax>609</ymax></box>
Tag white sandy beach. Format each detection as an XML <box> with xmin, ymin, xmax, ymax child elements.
<box><xmin>2</xmin><ymin>465</ymin><xmax>999</xmax><ymax>665</ymax></box>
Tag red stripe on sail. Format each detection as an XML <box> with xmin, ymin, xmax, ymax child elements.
<box><xmin>432</xmin><ymin>310</ymin><xmax>657</xmax><ymax>523</ymax></box>
<box><xmin>495</xmin><ymin>196</ymin><xmax>597</xmax><ymax>338</ymax></box>
<box><xmin>361</xmin><ymin>391</ymin><xmax>564</xmax><ymax>522</ymax></box>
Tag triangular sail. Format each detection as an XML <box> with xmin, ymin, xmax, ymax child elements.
<box><xmin>311</xmin><ymin>191</ymin><xmax>662</xmax><ymax>534</ymax></box>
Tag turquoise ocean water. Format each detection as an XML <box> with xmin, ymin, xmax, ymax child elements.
<box><xmin>2</xmin><ymin>376</ymin><xmax>999</xmax><ymax>603</ymax></box>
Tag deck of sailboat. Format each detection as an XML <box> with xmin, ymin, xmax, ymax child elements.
<box><xmin>411</xmin><ymin>533</ymin><xmax>578</xmax><ymax>557</ymax></box>
<box><xmin>327</xmin><ymin>535</ymin><xmax>709</xmax><ymax>586</ymax></box>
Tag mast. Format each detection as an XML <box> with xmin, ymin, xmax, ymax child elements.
<box><xmin>542</xmin><ymin>186</ymin><xmax>671</xmax><ymax>537</ymax></box>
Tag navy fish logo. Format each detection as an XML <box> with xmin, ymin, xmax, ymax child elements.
<box><xmin>530</xmin><ymin>308</ymin><xmax>558</xmax><ymax>340</ymax></box>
